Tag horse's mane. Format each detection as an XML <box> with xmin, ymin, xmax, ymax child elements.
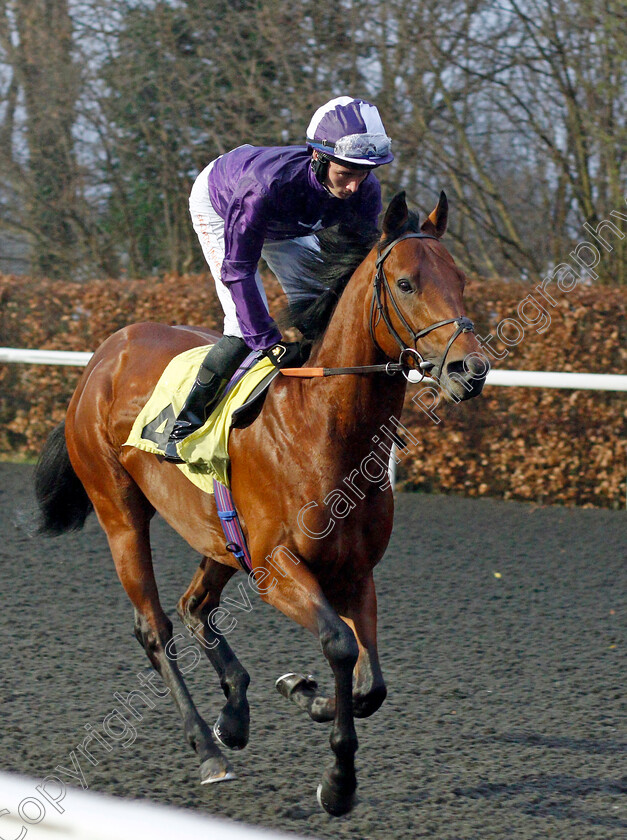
<box><xmin>280</xmin><ymin>210</ymin><xmax>421</xmax><ymax>341</ymax></box>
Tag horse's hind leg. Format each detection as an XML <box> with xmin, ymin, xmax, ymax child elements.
<box><xmin>79</xmin><ymin>466</ymin><xmax>233</xmax><ymax>784</ymax></box>
<box><xmin>178</xmin><ymin>558</ymin><xmax>250</xmax><ymax>750</ymax></box>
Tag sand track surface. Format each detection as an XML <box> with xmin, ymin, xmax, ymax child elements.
<box><xmin>0</xmin><ymin>463</ymin><xmax>625</xmax><ymax>839</ymax></box>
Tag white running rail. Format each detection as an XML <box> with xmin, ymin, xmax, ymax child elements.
<box><xmin>1</xmin><ymin>347</ymin><xmax>627</xmax><ymax>390</ymax></box>
<box><xmin>0</xmin><ymin>771</ymin><xmax>314</xmax><ymax>840</ymax></box>
<box><xmin>0</xmin><ymin>348</ymin><xmax>94</xmax><ymax>366</ymax></box>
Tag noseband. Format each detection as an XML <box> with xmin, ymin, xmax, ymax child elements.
<box><xmin>370</xmin><ymin>233</ymin><xmax>475</xmax><ymax>381</ymax></box>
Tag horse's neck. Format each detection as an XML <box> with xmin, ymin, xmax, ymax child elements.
<box><xmin>307</xmin><ymin>256</ymin><xmax>373</xmax><ymax>360</ymax></box>
<box><xmin>305</xmin><ymin>259</ymin><xmax>407</xmax><ymax>439</ymax></box>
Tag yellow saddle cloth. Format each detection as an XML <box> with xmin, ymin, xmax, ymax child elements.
<box><xmin>124</xmin><ymin>345</ymin><xmax>274</xmax><ymax>494</ymax></box>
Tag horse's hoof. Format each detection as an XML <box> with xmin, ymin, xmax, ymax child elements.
<box><xmin>213</xmin><ymin>717</ymin><xmax>248</xmax><ymax>751</ymax></box>
<box><xmin>199</xmin><ymin>755</ymin><xmax>236</xmax><ymax>785</ymax></box>
<box><xmin>316</xmin><ymin>782</ymin><xmax>357</xmax><ymax>817</ymax></box>
<box><xmin>275</xmin><ymin>672</ymin><xmax>318</xmax><ymax>700</ymax></box>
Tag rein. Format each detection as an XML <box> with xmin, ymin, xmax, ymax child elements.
<box><xmin>281</xmin><ymin>232</ymin><xmax>475</xmax><ymax>382</ymax></box>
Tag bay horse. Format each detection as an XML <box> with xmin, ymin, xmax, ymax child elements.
<box><xmin>34</xmin><ymin>191</ymin><xmax>487</xmax><ymax>816</ymax></box>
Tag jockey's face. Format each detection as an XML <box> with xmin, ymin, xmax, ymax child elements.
<box><xmin>314</xmin><ymin>152</ymin><xmax>371</xmax><ymax>199</ymax></box>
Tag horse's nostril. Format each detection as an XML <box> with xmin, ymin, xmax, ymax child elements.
<box><xmin>445</xmin><ymin>358</ymin><xmax>488</xmax><ymax>382</ymax></box>
<box><xmin>466</xmin><ymin>355</ymin><xmax>490</xmax><ymax>378</ymax></box>
<box><xmin>445</xmin><ymin>360</ymin><xmax>465</xmax><ymax>377</ymax></box>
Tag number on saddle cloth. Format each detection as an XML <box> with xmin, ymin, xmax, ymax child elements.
<box><xmin>141</xmin><ymin>404</ymin><xmax>177</xmax><ymax>448</ymax></box>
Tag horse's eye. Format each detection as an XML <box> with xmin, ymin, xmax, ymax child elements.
<box><xmin>396</xmin><ymin>279</ymin><xmax>413</xmax><ymax>293</ymax></box>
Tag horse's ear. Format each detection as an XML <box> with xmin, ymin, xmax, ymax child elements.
<box><xmin>421</xmin><ymin>190</ymin><xmax>448</xmax><ymax>239</ymax></box>
<box><xmin>382</xmin><ymin>191</ymin><xmax>409</xmax><ymax>236</ymax></box>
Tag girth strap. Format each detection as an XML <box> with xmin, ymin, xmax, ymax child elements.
<box><xmin>213</xmin><ymin>479</ymin><xmax>252</xmax><ymax>572</ymax></box>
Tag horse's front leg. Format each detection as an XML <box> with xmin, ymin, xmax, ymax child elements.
<box><xmin>342</xmin><ymin>572</ymin><xmax>387</xmax><ymax>718</ymax></box>
<box><xmin>317</xmin><ymin>605</ymin><xmax>360</xmax><ymax>816</ymax></box>
<box><xmin>260</xmin><ymin>556</ymin><xmax>359</xmax><ymax>816</ymax></box>
<box><xmin>277</xmin><ymin>572</ymin><xmax>386</xmax><ymax>721</ymax></box>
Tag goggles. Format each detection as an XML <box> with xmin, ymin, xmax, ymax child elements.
<box><xmin>309</xmin><ymin>132</ymin><xmax>393</xmax><ymax>163</ymax></box>
<box><xmin>334</xmin><ymin>133</ymin><xmax>392</xmax><ymax>160</ymax></box>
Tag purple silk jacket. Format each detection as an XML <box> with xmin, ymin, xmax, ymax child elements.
<box><xmin>205</xmin><ymin>145</ymin><xmax>382</xmax><ymax>350</ymax></box>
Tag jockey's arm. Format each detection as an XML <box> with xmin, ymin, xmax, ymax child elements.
<box><xmin>221</xmin><ymin>189</ymin><xmax>282</xmax><ymax>351</ymax></box>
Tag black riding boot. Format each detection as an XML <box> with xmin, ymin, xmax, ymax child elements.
<box><xmin>164</xmin><ymin>335</ymin><xmax>249</xmax><ymax>462</ymax></box>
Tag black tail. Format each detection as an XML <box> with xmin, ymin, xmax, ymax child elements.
<box><xmin>34</xmin><ymin>421</ymin><xmax>94</xmax><ymax>535</ymax></box>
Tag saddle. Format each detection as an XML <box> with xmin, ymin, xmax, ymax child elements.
<box><xmin>124</xmin><ymin>345</ymin><xmax>278</xmax><ymax>494</ymax></box>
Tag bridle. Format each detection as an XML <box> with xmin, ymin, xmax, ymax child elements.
<box><xmin>280</xmin><ymin>231</ymin><xmax>475</xmax><ymax>382</ymax></box>
<box><xmin>369</xmin><ymin>232</ymin><xmax>475</xmax><ymax>382</ymax></box>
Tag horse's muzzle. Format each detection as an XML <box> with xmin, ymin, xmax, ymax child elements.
<box><xmin>442</xmin><ymin>356</ymin><xmax>489</xmax><ymax>401</ymax></box>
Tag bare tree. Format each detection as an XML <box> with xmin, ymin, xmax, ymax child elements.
<box><xmin>0</xmin><ymin>0</ymin><xmax>80</xmax><ymax>277</ymax></box>
<box><xmin>1</xmin><ymin>0</ymin><xmax>624</xmax><ymax>283</ymax></box>
<box><xmin>419</xmin><ymin>0</ymin><xmax>627</xmax><ymax>281</ymax></box>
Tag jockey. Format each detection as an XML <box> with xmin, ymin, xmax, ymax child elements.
<box><xmin>165</xmin><ymin>96</ymin><xmax>394</xmax><ymax>461</ymax></box>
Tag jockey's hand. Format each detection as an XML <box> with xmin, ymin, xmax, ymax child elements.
<box><xmin>264</xmin><ymin>341</ymin><xmax>303</xmax><ymax>369</ymax></box>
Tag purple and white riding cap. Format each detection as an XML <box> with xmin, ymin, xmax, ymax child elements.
<box><xmin>306</xmin><ymin>96</ymin><xmax>394</xmax><ymax>167</ymax></box>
